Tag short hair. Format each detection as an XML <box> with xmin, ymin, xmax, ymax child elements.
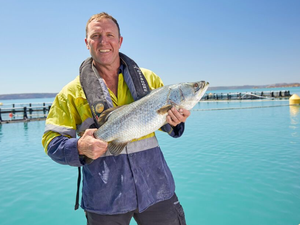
<box><xmin>86</xmin><ymin>12</ymin><xmax>121</xmax><ymax>38</ymax></box>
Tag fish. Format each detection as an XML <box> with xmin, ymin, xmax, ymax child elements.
<box><xmin>94</xmin><ymin>81</ymin><xmax>209</xmax><ymax>156</ymax></box>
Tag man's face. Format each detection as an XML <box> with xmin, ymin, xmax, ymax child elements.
<box><xmin>85</xmin><ymin>18</ymin><xmax>123</xmax><ymax>68</ymax></box>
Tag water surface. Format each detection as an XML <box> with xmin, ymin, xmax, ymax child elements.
<box><xmin>0</xmin><ymin>92</ymin><xmax>299</xmax><ymax>225</ymax></box>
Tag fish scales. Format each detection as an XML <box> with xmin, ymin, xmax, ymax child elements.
<box><xmin>94</xmin><ymin>81</ymin><xmax>209</xmax><ymax>156</ymax></box>
<box><xmin>96</xmin><ymin>87</ymin><xmax>168</xmax><ymax>141</ymax></box>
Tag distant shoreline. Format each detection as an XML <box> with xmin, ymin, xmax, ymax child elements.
<box><xmin>0</xmin><ymin>83</ymin><xmax>299</xmax><ymax>100</ymax></box>
<box><xmin>0</xmin><ymin>93</ymin><xmax>57</xmax><ymax>101</ymax></box>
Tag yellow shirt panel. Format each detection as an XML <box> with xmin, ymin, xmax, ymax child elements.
<box><xmin>108</xmin><ymin>73</ymin><xmax>135</xmax><ymax>107</ymax></box>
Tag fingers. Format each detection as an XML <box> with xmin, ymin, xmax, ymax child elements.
<box><xmin>180</xmin><ymin>108</ymin><xmax>191</xmax><ymax>118</ymax></box>
<box><xmin>167</xmin><ymin>107</ymin><xmax>191</xmax><ymax>126</ymax></box>
<box><xmin>81</xmin><ymin>128</ymin><xmax>97</xmax><ymax>137</ymax></box>
<box><xmin>78</xmin><ymin>129</ymin><xmax>108</xmax><ymax>159</ymax></box>
<box><xmin>166</xmin><ymin>108</ymin><xmax>180</xmax><ymax>126</ymax></box>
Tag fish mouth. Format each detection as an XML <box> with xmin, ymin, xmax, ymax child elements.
<box><xmin>198</xmin><ymin>81</ymin><xmax>209</xmax><ymax>90</ymax></box>
<box><xmin>203</xmin><ymin>81</ymin><xmax>209</xmax><ymax>91</ymax></box>
<box><xmin>204</xmin><ymin>81</ymin><xmax>209</xmax><ymax>88</ymax></box>
<box><xmin>196</xmin><ymin>81</ymin><xmax>209</xmax><ymax>99</ymax></box>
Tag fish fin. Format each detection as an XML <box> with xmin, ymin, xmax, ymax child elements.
<box><xmin>97</xmin><ymin>106</ymin><xmax>125</xmax><ymax>126</ymax></box>
<box><xmin>108</xmin><ymin>141</ymin><xmax>128</xmax><ymax>156</ymax></box>
<box><xmin>157</xmin><ymin>104</ymin><xmax>173</xmax><ymax>115</ymax></box>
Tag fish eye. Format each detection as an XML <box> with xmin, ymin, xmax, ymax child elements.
<box><xmin>193</xmin><ymin>83</ymin><xmax>199</xmax><ymax>88</ymax></box>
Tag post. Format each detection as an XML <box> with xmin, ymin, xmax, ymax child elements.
<box><xmin>227</xmin><ymin>93</ymin><xmax>231</xmax><ymax>100</ymax></box>
<box><xmin>0</xmin><ymin>108</ymin><xmax>2</xmax><ymax>122</ymax></box>
<box><xmin>23</xmin><ymin>107</ymin><xmax>28</xmax><ymax>120</ymax></box>
<box><xmin>43</xmin><ymin>103</ymin><xmax>46</xmax><ymax>118</ymax></box>
<box><xmin>29</xmin><ymin>103</ymin><xmax>33</xmax><ymax>118</ymax></box>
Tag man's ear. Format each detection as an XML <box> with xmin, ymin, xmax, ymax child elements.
<box><xmin>85</xmin><ymin>38</ymin><xmax>90</xmax><ymax>50</ymax></box>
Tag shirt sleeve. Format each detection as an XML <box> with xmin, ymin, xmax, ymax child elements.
<box><xmin>41</xmin><ymin>78</ymin><xmax>89</xmax><ymax>167</ymax></box>
<box><xmin>160</xmin><ymin>123</ymin><xmax>185</xmax><ymax>138</ymax></box>
<box><xmin>47</xmin><ymin>136</ymin><xmax>85</xmax><ymax>167</ymax></box>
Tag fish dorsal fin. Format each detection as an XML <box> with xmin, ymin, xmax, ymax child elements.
<box><xmin>97</xmin><ymin>106</ymin><xmax>124</xmax><ymax>127</ymax></box>
<box><xmin>108</xmin><ymin>141</ymin><xmax>129</xmax><ymax>156</ymax></box>
<box><xmin>157</xmin><ymin>104</ymin><xmax>173</xmax><ymax>115</ymax></box>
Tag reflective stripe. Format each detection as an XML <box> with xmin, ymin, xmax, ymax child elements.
<box><xmin>44</xmin><ymin>124</ymin><xmax>76</xmax><ymax>138</ymax></box>
<box><xmin>126</xmin><ymin>135</ymin><xmax>158</xmax><ymax>154</ymax></box>
<box><xmin>100</xmin><ymin>135</ymin><xmax>159</xmax><ymax>157</ymax></box>
<box><xmin>77</xmin><ymin>117</ymin><xmax>95</xmax><ymax>133</ymax></box>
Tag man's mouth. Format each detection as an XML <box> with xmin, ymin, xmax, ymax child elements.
<box><xmin>99</xmin><ymin>49</ymin><xmax>110</xmax><ymax>53</ymax></box>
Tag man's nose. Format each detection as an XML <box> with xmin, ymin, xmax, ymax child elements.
<box><xmin>99</xmin><ymin>36</ymin><xmax>107</xmax><ymax>44</ymax></box>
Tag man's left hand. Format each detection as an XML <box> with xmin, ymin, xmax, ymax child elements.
<box><xmin>166</xmin><ymin>107</ymin><xmax>190</xmax><ymax>127</ymax></box>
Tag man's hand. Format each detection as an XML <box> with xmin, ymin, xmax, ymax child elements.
<box><xmin>78</xmin><ymin>129</ymin><xmax>108</xmax><ymax>160</ymax></box>
<box><xmin>166</xmin><ymin>107</ymin><xmax>190</xmax><ymax>127</ymax></box>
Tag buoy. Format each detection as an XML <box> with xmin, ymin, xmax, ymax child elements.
<box><xmin>289</xmin><ymin>94</ymin><xmax>300</xmax><ymax>105</ymax></box>
<box><xmin>0</xmin><ymin>102</ymin><xmax>3</xmax><ymax>106</ymax></box>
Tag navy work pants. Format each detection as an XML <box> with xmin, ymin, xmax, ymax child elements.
<box><xmin>85</xmin><ymin>194</ymin><xmax>186</xmax><ymax>225</ymax></box>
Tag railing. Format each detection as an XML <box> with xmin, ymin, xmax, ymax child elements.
<box><xmin>0</xmin><ymin>102</ymin><xmax>52</xmax><ymax>123</ymax></box>
<box><xmin>202</xmin><ymin>90</ymin><xmax>291</xmax><ymax>101</ymax></box>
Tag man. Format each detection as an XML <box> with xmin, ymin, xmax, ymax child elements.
<box><xmin>42</xmin><ymin>12</ymin><xmax>189</xmax><ymax>225</ymax></box>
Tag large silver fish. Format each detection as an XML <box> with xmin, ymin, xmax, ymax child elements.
<box><xmin>94</xmin><ymin>81</ymin><xmax>209</xmax><ymax>156</ymax></box>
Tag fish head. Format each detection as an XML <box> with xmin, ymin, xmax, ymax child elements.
<box><xmin>169</xmin><ymin>81</ymin><xmax>209</xmax><ymax>110</ymax></box>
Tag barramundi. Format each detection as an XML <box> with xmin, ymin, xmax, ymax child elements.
<box><xmin>94</xmin><ymin>81</ymin><xmax>209</xmax><ymax>156</ymax></box>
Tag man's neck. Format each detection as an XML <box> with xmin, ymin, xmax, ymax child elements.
<box><xmin>93</xmin><ymin>61</ymin><xmax>120</xmax><ymax>97</ymax></box>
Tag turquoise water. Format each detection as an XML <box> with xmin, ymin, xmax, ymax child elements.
<box><xmin>161</xmin><ymin>101</ymin><xmax>300</xmax><ymax>225</ymax></box>
<box><xmin>0</xmin><ymin>88</ymin><xmax>300</xmax><ymax>225</ymax></box>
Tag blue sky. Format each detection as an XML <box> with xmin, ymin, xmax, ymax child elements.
<box><xmin>0</xmin><ymin>0</ymin><xmax>299</xmax><ymax>94</ymax></box>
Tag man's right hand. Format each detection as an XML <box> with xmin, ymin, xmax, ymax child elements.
<box><xmin>77</xmin><ymin>129</ymin><xmax>108</xmax><ymax>160</ymax></box>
